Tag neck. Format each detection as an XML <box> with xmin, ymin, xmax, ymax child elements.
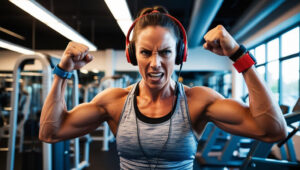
<box><xmin>139</xmin><ymin>79</ymin><xmax>177</xmax><ymax>102</ymax></box>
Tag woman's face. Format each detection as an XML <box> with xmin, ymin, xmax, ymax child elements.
<box><xmin>135</xmin><ymin>26</ymin><xmax>177</xmax><ymax>89</ymax></box>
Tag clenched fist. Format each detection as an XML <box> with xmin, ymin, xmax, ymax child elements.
<box><xmin>203</xmin><ymin>25</ymin><xmax>239</xmax><ymax>57</ymax></box>
<box><xmin>59</xmin><ymin>42</ymin><xmax>94</xmax><ymax>72</ymax></box>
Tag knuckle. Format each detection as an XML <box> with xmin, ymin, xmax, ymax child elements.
<box><xmin>218</xmin><ymin>31</ymin><xmax>224</xmax><ymax>38</ymax></box>
<box><xmin>68</xmin><ymin>41</ymin><xmax>76</xmax><ymax>47</ymax></box>
<box><xmin>217</xmin><ymin>24</ymin><xmax>224</xmax><ymax>30</ymax></box>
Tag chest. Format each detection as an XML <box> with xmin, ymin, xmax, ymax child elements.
<box><xmin>136</xmin><ymin>96</ymin><xmax>175</xmax><ymax>118</ymax></box>
<box><xmin>116</xmin><ymin>109</ymin><xmax>198</xmax><ymax>161</ymax></box>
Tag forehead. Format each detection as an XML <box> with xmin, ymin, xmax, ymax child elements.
<box><xmin>135</xmin><ymin>26</ymin><xmax>177</xmax><ymax>48</ymax></box>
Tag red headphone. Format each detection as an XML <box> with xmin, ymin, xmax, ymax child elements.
<box><xmin>125</xmin><ymin>10</ymin><xmax>188</xmax><ymax>65</ymax></box>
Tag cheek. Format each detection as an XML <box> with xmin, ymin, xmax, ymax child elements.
<box><xmin>138</xmin><ymin>62</ymin><xmax>147</xmax><ymax>77</ymax></box>
<box><xmin>164</xmin><ymin>60</ymin><xmax>175</xmax><ymax>73</ymax></box>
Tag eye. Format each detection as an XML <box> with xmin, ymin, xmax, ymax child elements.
<box><xmin>140</xmin><ymin>50</ymin><xmax>152</xmax><ymax>57</ymax></box>
<box><xmin>158</xmin><ymin>50</ymin><xmax>172</xmax><ymax>57</ymax></box>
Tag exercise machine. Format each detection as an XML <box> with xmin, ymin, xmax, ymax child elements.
<box><xmin>6</xmin><ymin>53</ymin><xmax>92</xmax><ymax>170</ymax></box>
<box><xmin>196</xmin><ymin>122</ymin><xmax>253</xmax><ymax>168</ymax></box>
<box><xmin>241</xmin><ymin>99</ymin><xmax>300</xmax><ymax>170</ymax></box>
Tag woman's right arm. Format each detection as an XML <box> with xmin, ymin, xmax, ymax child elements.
<box><xmin>39</xmin><ymin>42</ymin><xmax>107</xmax><ymax>143</ymax></box>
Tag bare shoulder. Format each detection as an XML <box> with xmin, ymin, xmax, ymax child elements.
<box><xmin>91</xmin><ymin>85</ymin><xmax>133</xmax><ymax>105</ymax></box>
<box><xmin>90</xmin><ymin>85</ymin><xmax>134</xmax><ymax>120</ymax></box>
<box><xmin>183</xmin><ymin>85</ymin><xmax>224</xmax><ymax>119</ymax></box>
<box><xmin>181</xmin><ymin>85</ymin><xmax>224</xmax><ymax>134</ymax></box>
<box><xmin>184</xmin><ymin>85</ymin><xmax>223</xmax><ymax>103</ymax></box>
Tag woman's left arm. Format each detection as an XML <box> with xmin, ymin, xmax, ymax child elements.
<box><xmin>203</xmin><ymin>25</ymin><xmax>287</xmax><ymax>142</ymax></box>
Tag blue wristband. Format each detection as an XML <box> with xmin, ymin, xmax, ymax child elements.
<box><xmin>53</xmin><ymin>64</ymin><xmax>73</xmax><ymax>79</ymax></box>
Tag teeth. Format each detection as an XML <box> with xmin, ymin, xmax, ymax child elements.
<box><xmin>149</xmin><ymin>73</ymin><xmax>162</xmax><ymax>77</ymax></box>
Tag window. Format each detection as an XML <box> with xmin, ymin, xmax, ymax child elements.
<box><xmin>256</xmin><ymin>66</ymin><xmax>265</xmax><ymax>80</ymax></box>
<box><xmin>255</xmin><ymin>44</ymin><xmax>266</xmax><ymax>65</ymax></box>
<box><xmin>250</xmin><ymin>49</ymin><xmax>255</xmax><ymax>56</ymax></box>
<box><xmin>267</xmin><ymin>38</ymin><xmax>279</xmax><ymax>62</ymax></box>
<box><xmin>281</xmin><ymin>27</ymin><xmax>299</xmax><ymax>57</ymax></box>
<box><xmin>267</xmin><ymin>61</ymin><xmax>279</xmax><ymax>101</ymax></box>
<box><xmin>281</xmin><ymin>57</ymin><xmax>299</xmax><ymax>107</ymax></box>
<box><xmin>249</xmin><ymin>25</ymin><xmax>300</xmax><ymax>107</ymax></box>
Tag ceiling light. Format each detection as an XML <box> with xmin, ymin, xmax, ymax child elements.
<box><xmin>9</xmin><ymin>0</ymin><xmax>97</xmax><ymax>51</ymax></box>
<box><xmin>80</xmin><ymin>69</ymin><xmax>88</xmax><ymax>74</ymax></box>
<box><xmin>0</xmin><ymin>27</ymin><xmax>25</xmax><ymax>40</ymax></box>
<box><xmin>0</xmin><ymin>38</ymin><xmax>35</xmax><ymax>55</ymax></box>
<box><xmin>104</xmin><ymin>0</ymin><xmax>132</xmax><ymax>35</ymax></box>
<box><xmin>92</xmin><ymin>69</ymin><xmax>99</xmax><ymax>73</ymax></box>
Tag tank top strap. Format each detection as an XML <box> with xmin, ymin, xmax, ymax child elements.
<box><xmin>115</xmin><ymin>82</ymin><xmax>139</xmax><ymax>136</ymax></box>
<box><xmin>177</xmin><ymin>82</ymin><xmax>202</xmax><ymax>141</ymax></box>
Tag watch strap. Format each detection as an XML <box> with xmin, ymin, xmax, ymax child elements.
<box><xmin>53</xmin><ymin>64</ymin><xmax>73</xmax><ymax>79</ymax></box>
<box><xmin>230</xmin><ymin>44</ymin><xmax>247</xmax><ymax>62</ymax></box>
<box><xmin>233</xmin><ymin>52</ymin><xmax>256</xmax><ymax>73</ymax></box>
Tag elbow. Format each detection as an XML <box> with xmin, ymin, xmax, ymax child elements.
<box><xmin>262</xmin><ymin>132</ymin><xmax>287</xmax><ymax>143</ymax></box>
<box><xmin>39</xmin><ymin>132</ymin><xmax>59</xmax><ymax>144</ymax></box>
<box><xmin>39</xmin><ymin>125</ymin><xmax>61</xmax><ymax>143</ymax></box>
<box><xmin>273</xmin><ymin>122</ymin><xmax>289</xmax><ymax>142</ymax></box>
<box><xmin>260</xmin><ymin>126</ymin><xmax>288</xmax><ymax>143</ymax></box>
<box><xmin>39</xmin><ymin>133</ymin><xmax>56</xmax><ymax>143</ymax></box>
<box><xmin>277</xmin><ymin>126</ymin><xmax>288</xmax><ymax>141</ymax></box>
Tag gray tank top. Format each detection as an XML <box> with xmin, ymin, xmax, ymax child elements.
<box><xmin>116</xmin><ymin>82</ymin><xmax>200</xmax><ymax>170</ymax></box>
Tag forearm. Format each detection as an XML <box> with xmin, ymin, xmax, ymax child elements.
<box><xmin>39</xmin><ymin>75</ymin><xmax>68</xmax><ymax>142</ymax></box>
<box><xmin>243</xmin><ymin>66</ymin><xmax>287</xmax><ymax>141</ymax></box>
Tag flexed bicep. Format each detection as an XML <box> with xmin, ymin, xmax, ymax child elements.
<box><xmin>40</xmin><ymin>101</ymin><xmax>108</xmax><ymax>143</ymax></box>
<box><xmin>206</xmin><ymin>98</ymin><xmax>268</xmax><ymax>140</ymax></box>
<box><xmin>56</xmin><ymin>102</ymin><xmax>108</xmax><ymax>141</ymax></box>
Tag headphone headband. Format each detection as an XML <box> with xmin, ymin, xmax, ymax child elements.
<box><xmin>125</xmin><ymin>10</ymin><xmax>188</xmax><ymax>64</ymax></box>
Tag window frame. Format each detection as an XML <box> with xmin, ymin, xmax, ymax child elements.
<box><xmin>248</xmin><ymin>24</ymin><xmax>300</xmax><ymax>105</ymax></box>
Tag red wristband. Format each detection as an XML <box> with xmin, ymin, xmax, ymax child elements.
<box><xmin>233</xmin><ymin>52</ymin><xmax>256</xmax><ymax>73</ymax></box>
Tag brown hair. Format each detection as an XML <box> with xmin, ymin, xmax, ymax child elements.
<box><xmin>131</xmin><ymin>6</ymin><xmax>180</xmax><ymax>43</ymax></box>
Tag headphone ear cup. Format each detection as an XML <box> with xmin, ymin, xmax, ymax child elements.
<box><xmin>128</xmin><ymin>42</ymin><xmax>137</xmax><ymax>66</ymax></box>
<box><xmin>175</xmin><ymin>39</ymin><xmax>185</xmax><ymax>65</ymax></box>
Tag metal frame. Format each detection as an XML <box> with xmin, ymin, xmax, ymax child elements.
<box><xmin>0</xmin><ymin>89</ymin><xmax>32</xmax><ymax>152</ymax></box>
<box><xmin>69</xmin><ymin>71</ymin><xmax>92</xmax><ymax>170</ymax></box>
<box><xmin>6</xmin><ymin>53</ymin><xmax>90</xmax><ymax>170</ymax></box>
<box><xmin>240</xmin><ymin>111</ymin><xmax>300</xmax><ymax>170</ymax></box>
<box><xmin>250</xmin><ymin>24</ymin><xmax>300</xmax><ymax>105</ymax></box>
<box><xmin>196</xmin><ymin>123</ymin><xmax>251</xmax><ymax>167</ymax></box>
<box><xmin>7</xmin><ymin>53</ymin><xmax>52</xmax><ymax>170</ymax></box>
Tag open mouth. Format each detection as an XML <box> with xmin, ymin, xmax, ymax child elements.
<box><xmin>148</xmin><ymin>72</ymin><xmax>164</xmax><ymax>81</ymax></box>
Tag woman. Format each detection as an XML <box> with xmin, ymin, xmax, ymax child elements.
<box><xmin>39</xmin><ymin>6</ymin><xmax>287</xmax><ymax>169</ymax></box>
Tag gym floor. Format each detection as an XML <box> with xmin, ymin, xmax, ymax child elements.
<box><xmin>0</xmin><ymin>140</ymin><xmax>120</xmax><ymax>170</ymax></box>
<box><xmin>0</xmin><ymin>139</ymin><xmax>206</xmax><ymax>170</ymax></box>
<box><xmin>87</xmin><ymin>141</ymin><xmax>120</xmax><ymax>170</ymax></box>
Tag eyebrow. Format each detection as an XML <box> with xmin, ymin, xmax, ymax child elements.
<box><xmin>158</xmin><ymin>47</ymin><xmax>171</xmax><ymax>51</ymax></box>
<box><xmin>139</xmin><ymin>46</ymin><xmax>172</xmax><ymax>51</ymax></box>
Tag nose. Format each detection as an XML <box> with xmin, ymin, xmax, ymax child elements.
<box><xmin>150</xmin><ymin>52</ymin><xmax>161</xmax><ymax>69</ymax></box>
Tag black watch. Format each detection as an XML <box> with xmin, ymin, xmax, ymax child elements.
<box><xmin>229</xmin><ymin>45</ymin><xmax>247</xmax><ymax>62</ymax></box>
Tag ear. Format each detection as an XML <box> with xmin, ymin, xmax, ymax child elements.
<box><xmin>175</xmin><ymin>39</ymin><xmax>184</xmax><ymax>65</ymax></box>
<box><xmin>128</xmin><ymin>43</ymin><xmax>137</xmax><ymax>66</ymax></box>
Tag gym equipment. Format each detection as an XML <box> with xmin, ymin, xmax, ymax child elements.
<box><xmin>196</xmin><ymin>123</ymin><xmax>253</xmax><ymax>168</ymax></box>
<box><xmin>6</xmin><ymin>54</ymin><xmax>52</xmax><ymax>170</ymax></box>
<box><xmin>125</xmin><ymin>10</ymin><xmax>188</xmax><ymax>66</ymax></box>
<box><xmin>196</xmin><ymin>99</ymin><xmax>300</xmax><ymax>169</ymax></box>
<box><xmin>0</xmin><ymin>82</ymin><xmax>31</xmax><ymax>152</ymax></box>
<box><xmin>5</xmin><ymin>53</ymin><xmax>91</xmax><ymax>170</ymax></box>
<box><xmin>90</xmin><ymin>75</ymin><xmax>129</xmax><ymax>151</ymax></box>
<box><xmin>241</xmin><ymin>110</ymin><xmax>300</xmax><ymax>170</ymax></box>
<box><xmin>67</xmin><ymin>72</ymin><xmax>91</xmax><ymax>170</ymax></box>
